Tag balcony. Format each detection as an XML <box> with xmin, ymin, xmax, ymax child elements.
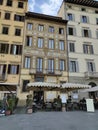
<box><xmin>29</xmin><ymin>68</ymin><xmax>62</xmax><ymax>76</ymax></box>
<box><xmin>84</xmin><ymin>72</ymin><xmax>98</xmax><ymax>78</ymax></box>
<box><xmin>0</xmin><ymin>74</ymin><xmax>7</xmax><ymax>82</ymax></box>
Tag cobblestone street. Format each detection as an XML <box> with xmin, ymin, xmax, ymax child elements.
<box><xmin>0</xmin><ymin>111</ymin><xmax>98</xmax><ymax>130</ymax></box>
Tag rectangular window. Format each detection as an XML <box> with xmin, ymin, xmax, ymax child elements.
<box><xmin>68</xmin><ymin>27</ymin><xmax>75</xmax><ymax>35</ymax></box>
<box><xmin>6</xmin><ymin>0</ymin><xmax>12</xmax><ymax>6</ymax></box>
<box><xmin>15</xmin><ymin>29</ymin><xmax>21</xmax><ymax>36</ymax></box>
<box><xmin>96</xmin><ymin>30</ymin><xmax>98</xmax><ymax>39</ymax></box>
<box><xmin>48</xmin><ymin>59</ymin><xmax>54</xmax><ymax>73</ymax></box>
<box><xmin>59</xmin><ymin>28</ymin><xmax>64</xmax><ymax>34</ymax></box>
<box><xmin>0</xmin><ymin>0</ymin><xmax>3</xmax><ymax>5</ymax></box>
<box><xmin>14</xmin><ymin>14</ymin><xmax>24</xmax><ymax>22</ymax></box>
<box><xmin>60</xmin><ymin>60</ymin><xmax>65</xmax><ymax>71</ymax></box>
<box><xmin>59</xmin><ymin>40</ymin><xmax>64</xmax><ymax>50</ymax></box>
<box><xmin>38</xmin><ymin>25</ymin><xmax>44</xmax><ymax>31</ymax></box>
<box><xmin>22</xmin><ymin>80</ymin><xmax>29</xmax><ymax>92</ymax></box>
<box><xmin>38</xmin><ymin>38</ymin><xmax>43</xmax><ymax>48</ymax></box>
<box><xmin>37</xmin><ymin>58</ymin><xmax>43</xmax><ymax>72</ymax></box>
<box><xmin>82</xmin><ymin>29</ymin><xmax>91</xmax><ymax>37</ymax></box>
<box><xmin>26</xmin><ymin>36</ymin><xmax>32</xmax><ymax>46</ymax></box>
<box><xmin>0</xmin><ymin>43</ymin><xmax>9</xmax><ymax>54</ymax></box>
<box><xmin>96</xmin><ymin>18</ymin><xmax>98</xmax><ymax>25</ymax></box>
<box><xmin>24</xmin><ymin>57</ymin><xmax>31</xmax><ymax>69</ymax></box>
<box><xmin>69</xmin><ymin>43</ymin><xmax>75</xmax><ymax>52</ymax></box>
<box><xmin>83</xmin><ymin>44</ymin><xmax>94</xmax><ymax>54</ymax></box>
<box><xmin>49</xmin><ymin>26</ymin><xmax>54</xmax><ymax>33</ymax></box>
<box><xmin>8</xmin><ymin>64</ymin><xmax>19</xmax><ymax>74</ymax></box>
<box><xmin>5</xmin><ymin>12</ymin><xmax>10</xmax><ymax>20</ymax></box>
<box><xmin>48</xmin><ymin>39</ymin><xmax>54</xmax><ymax>49</ymax></box>
<box><xmin>18</xmin><ymin>2</ymin><xmax>24</xmax><ymax>8</ymax></box>
<box><xmin>67</xmin><ymin>13</ymin><xmax>73</xmax><ymax>21</ymax></box>
<box><xmin>87</xmin><ymin>61</ymin><xmax>95</xmax><ymax>72</ymax></box>
<box><xmin>27</xmin><ymin>23</ymin><xmax>33</xmax><ymax>30</ymax></box>
<box><xmin>2</xmin><ymin>27</ymin><xmax>9</xmax><ymax>34</ymax></box>
<box><xmin>81</xmin><ymin>16</ymin><xmax>88</xmax><ymax>23</ymax></box>
<box><xmin>69</xmin><ymin>60</ymin><xmax>79</xmax><ymax>72</ymax></box>
<box><xmin>10</xmin><ymin>44</ymin><xmax>22</xmax><ymax>55</ymax></box>
<box><xmin>0</xmin><ymin>64</ymin><xmax>6</xmax><ymax>75</ymax></box>
<box><xmin>81</xmin><ymin>8</ymin><xmax>86</xmax><ymax>11</ymax></box>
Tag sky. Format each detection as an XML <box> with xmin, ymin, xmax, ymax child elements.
<box><xmin>28</xmin><ymin>0</ymin><xmax>98</xmax><ymax>16</ymax></box>
<box><xmin>28</xmin><ymin>0</ymin><xmax>63</xmax><ymax>16</ymax></box>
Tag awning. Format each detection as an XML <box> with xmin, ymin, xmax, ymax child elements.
<box><xmin>62</xmin><ymin>83</ymin><xmax>91</xmax><ymax>89</ymax></box>
<box><xmin>81</xmin><ymin>86</ymin><xmax>98</xmax><ymax>92</ymax></box>
<box><xmin>27</xmin><ymin>82</ymin><xmax>91</xmax><ymax>91</ymax></box>
<box><xmin>27</xmin><ymin>82</ymin><xmax>60</xmax><ymax>91</ymax></box>
<box><xmin>0</xmin><ymin>83</ymin><xmax>18</xmax><ymax>91</ymax></box>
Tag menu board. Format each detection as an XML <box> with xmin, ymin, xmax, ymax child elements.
<box><xmin>86</xmin><ymin>99</ymin><xmax>95</xmax><ymax>112</ymax></box>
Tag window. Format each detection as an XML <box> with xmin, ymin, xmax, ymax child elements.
<box><xmin>69</xmin><ymin>60</ymin><xmax>79</xmax><ymax>72</ymax></box>
<box><xmin>38</xmin><ymin>38</ymin><xmax>43</xmax><ymax>48</ymax></box>
<box><xmin>5</xmin><ymin>12</ymin><xmax>10</xmax><ymax>20</ymax></box>
<box><xmin>6</xmin><ymin>0</ymin><xmax>12</xmax><ymax>6</ymax></box>
<box><xmin>8</xmin><ymin>64</ymin><xmax>19</xmax><ymax>74</ymax></box>
<box><xmin>14</xmin><ymin>14</ymin><xmax>24</xmax><ymax>22</ymax></box>
<box><xmin>69</xmin><ymin>43</ymin><xmax>75</xmax><ymax>52</ymax></box>
<box><xmin>81</xmin><ymin>8</ymin><xmax>86</xmax><ymax>11</ymax></box>
<box><xmin>59</xmin><ymin>28</ymin><xmax>64</xmax><ymax>34</ymax></box>
<box><xmin>49</xmin><ymin>26</ymin><xmax>54</xmax><ymax>33</ymax></box>
<box><xmin>2</xmin><ymin>27</ymin><xmax>9</xmax><ymax>34</ymax></box>
<box><xmin>0</xmin><ymin>43</ymin><xmax>9</xmax><ymax>54</ymax></box>
<box><xmin>48</xmin><ymin>39</ymin><xmax>54</xmax><ymax>49</ymax></box>
<box><xmin>96</xmin><ymin>30</ymin><xmax>98</xmax><ymax>39</ymax></box>
<box><xmin>83</xmin><ymin>44</ymin><xmax>94</xmax><ymax>54</ymax></box>
<box><xmin>67</xmin><ymin>13</ymin><xmax>73</xmax><ymax>21</ymax></box>
<box><xmin>81</xmin><ymin>16</ymin><xmax>88</xmax><ymax>23</ymax></box>
<box><xmin>24</xmin><ymin>57</ymin><xmax>31</xmax><ymax>69</ymax></box>
<box><xmin>82</xmin><ymin>29</ymin><xmax>91</xmax><ymax>37</ymax></box>
<box><xmin>15</xmin><ymin>29</ymin><xmax>21</xmax><ymax>36</ymax></box>
<box><xmin>26</xmin><ymin>36</ymin><xmax>32</xmax><ymax>46</ymax></box>
<box><xmin>87</xmin><ymin>61</ymin><xmax>95</xmax><ymax>72</ymax></box>
<box><xmin>0</xmin><ymin>64</ymin><xmax>6</xmax><ymax>76</ymax></box>
<box><xmin>38</xmin><ymin>25</ymin><xmax>44</xmax><ymax>31</ymax></box>
<box><xmin>22</xmin><ymin>80</ymin><xmax>29</xmax><ymax>92</ymax></box>
<box><xmin>96</xmin><ymin>18</ymin><xmax>98</xmax><ymax>25</ymax></box>
<box><xmin>10</xmin><ymin>45</ymin><xmax>22</xmax><ymax>55</ymax></box>
<box><xmin>18</xmin><ymin>2</ymin><xmax>24</xmax><ymax>8</ymax></box>
<box><xmin>59</xmin><ymin>40</ymin><xmax>64</xmax><ymax>50</ymax></box>
<box><xmin>95</xmin><ymin>10</ymin><xmax>98</xmax><ymax>14</ymax></box>
<box><xmin>60</xmin><ymin>60</ymin><xmax>65</xmax><ymax>71</ymax></box>
<box><xmin>48</xmin><ymin>59</ymin><xmax>54</xmax><ymax>73</ymax></box>
<box><xmin>37</xmin><ymin>58</ymin><xmax>43</xmax><ymax>72</ymax></box>
<box><xmin>27</xmin><ymin>23</ymin><xmax>33</xmax><ymax>30</ymax></box>
<box><xmin>0</xmin><ymin>0</ymin><xmax>3</xmax><ymax>5</ymax></box>
<box><xmin>68</xmin><ymin>27</ymin><xmax>76</xmax><ymax>35</ymax></box>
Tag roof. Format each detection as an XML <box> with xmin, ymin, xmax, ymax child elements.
<box><xmin>64</xmin><ymin>0</ymin><xmax>98</xmax><ymax>8</ymax></box>
<box><xmin>26</xmin><ymin>12</ymin><xmax>68</xmax><ymax>24</ymax></box>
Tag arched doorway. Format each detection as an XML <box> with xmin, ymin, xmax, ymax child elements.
<box><xmin>88</xmin><ymin>82</ymin><xmax>97</xmax><ymax>99</ymax></box>
<box><xmin>88</xmin><ymin>82</ymin><xmax>96</xmax><ymax>87</ymax></box>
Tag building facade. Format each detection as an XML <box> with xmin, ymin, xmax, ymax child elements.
<box><xmin>58</xmin><ymin>0</ymin><xmax>98</xmax><ymax>87</ymax></box>
<box><xmin>0</xmin><ymin>0</ymin><xmax>28</xmax><ymax>98</ymax></box>
<box><xmin>17</xmin><ymin>12</ymin><xmax>68</xmax><ymax>105</ymax></box>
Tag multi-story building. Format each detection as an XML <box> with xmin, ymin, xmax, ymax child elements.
<box><xmin>17</xmin><ymin>12</ymin><xmax>68</xmax><ymax>105</ymax></box>
<box><xmin>58</xmin><ymin>0</ymin><xmax>98</xmax><ymax>87</ymax></box>
<box><xmin>0</xmin><ymin>0</ymin><xmax>28</xmax><ymax>98</ymax></box>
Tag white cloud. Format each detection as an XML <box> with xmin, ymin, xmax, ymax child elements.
<box><xmin>29</xmin><ymin>0</ymin><xmax>35</xmax><ymax>12</ymax></box>
<box><xmin>40</xmin><ymin>0</ymin><xmax>63</xmax><ymax>16</ymax></box>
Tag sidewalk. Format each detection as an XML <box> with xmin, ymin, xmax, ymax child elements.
<box><xmin>0</xmin><ymin>110</ymin><xmax>98</xmax><ymax>130</ymax></box>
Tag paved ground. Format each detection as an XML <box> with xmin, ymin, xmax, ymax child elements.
<box><xmin>0</xmin><ymin>110</ymin><xmax>98</xmax><ymax>130</ymax></box>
